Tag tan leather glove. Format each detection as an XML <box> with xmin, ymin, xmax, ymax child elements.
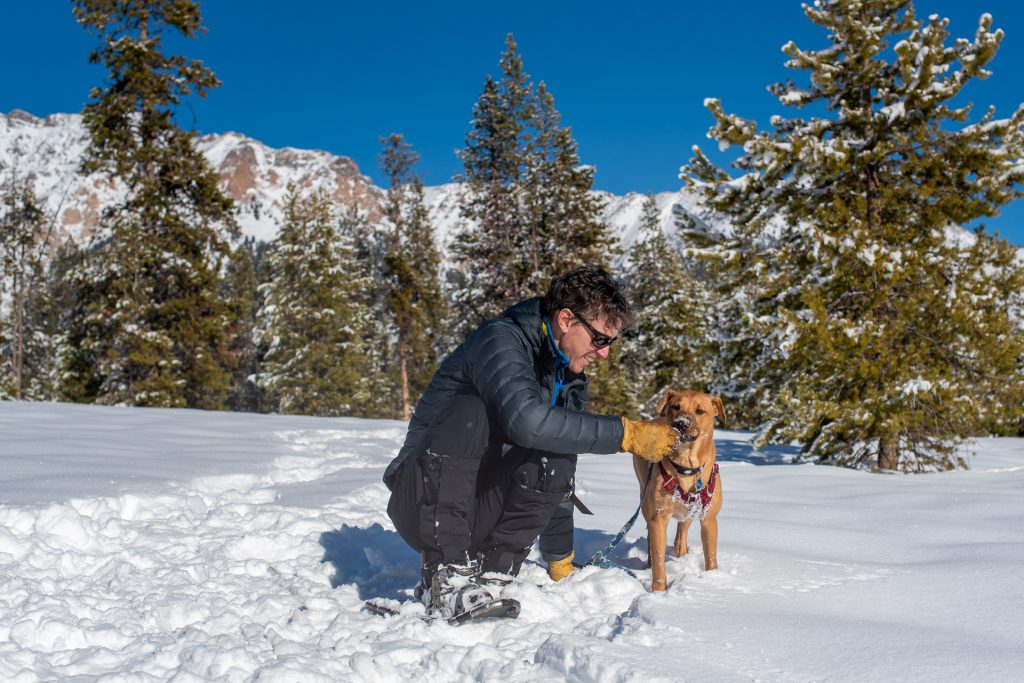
<box><xmin>547</xmin><ymin>552</ymin><xmax>575</xmax><ymax>581</ymax></box>
<box><xmin>621</xmin><ymin>417</ymin><xmax>678</xmax><ymax>462</ymax></box>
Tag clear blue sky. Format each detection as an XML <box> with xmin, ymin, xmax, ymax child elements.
<box><xmin>2</xmin><ymin>1</ymin><xmax>1023</xmax><ymax>245</ymax></box>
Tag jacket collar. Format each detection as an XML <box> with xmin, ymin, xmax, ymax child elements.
<box><xmin>501</xmin><ymin>297</ymin><xmax>582</xmax><ymax>380</ymax></box>
<box><xmin>541</xmin><ymin>316</ymin><xmax>570</xmax><ymax>370</ymax></box>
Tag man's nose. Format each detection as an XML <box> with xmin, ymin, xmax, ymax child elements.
<box><xmin>597</xmin><ymin>345</ymin><xmax>610</xmax><ymax>359</ymax></box>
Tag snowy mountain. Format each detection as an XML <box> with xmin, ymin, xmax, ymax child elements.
<box><xmin>0</xmin><ymin>110</ymin><xmax>386</xmax><ymax>245</ymax></box>
<box><xmin>1</xmin><ymin>400</ymin><xmax>1022</xmax><ymax>680</ymax></box>
<box><xmin>0</xmin><ymin>109</ymin><xmax>705</xmax><ymax>254</ymax></box>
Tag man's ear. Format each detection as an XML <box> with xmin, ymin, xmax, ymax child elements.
<box><xmin>655</xmin><ymin>389</ymin><xmax>677</xmax><ymax>417</ymax></box>
<box><xmin>555</xmin><ymin>307</ymin><xmax>574</xmax><ymax>333</ymax></box>
<box><xmin>711</xmin><ymin>396</ymin><xmax>727</xmax><ymax>425</ymax></box>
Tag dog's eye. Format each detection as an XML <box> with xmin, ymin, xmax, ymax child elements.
<box><xmin>696</xmin><ymin>408</ymin><xmax>706</xmax><ymax>415</ymax></box>
<box><xmin>672</xmin><ymin>404</ymin><xmax>680</xmax><ymax>410</ymax></box>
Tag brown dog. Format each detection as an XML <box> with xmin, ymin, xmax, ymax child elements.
<box><xmin>632</xmin><ymin>388</ymin><xmax>726</xmax><ymax>591</ymax></box>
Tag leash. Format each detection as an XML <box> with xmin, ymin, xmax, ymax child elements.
<box><xmin>575</xmin><ymin>462</ymin><xmax>654</xmax><ymax>577</ymax></box>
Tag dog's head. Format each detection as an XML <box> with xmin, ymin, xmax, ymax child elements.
<box><xmin>655</xmin><ymin>388</ymin><xmax>726</xmax><ymax>467</ymax></box>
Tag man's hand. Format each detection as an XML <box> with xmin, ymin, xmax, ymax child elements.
<box><xmin>547</xmin><ymin>552</ymin><xmax>575</xmax><ymax>581</ymax></box>
<box><xmin>621</xmin><ymin>417</ymin><xmax>679</xmax><ymax>462</ymax></box>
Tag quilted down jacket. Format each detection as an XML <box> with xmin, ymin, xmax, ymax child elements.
<box><xmin>384</xmin><ymin>297</ymin><xmax>624</xmax><ymax>485</ymax></box>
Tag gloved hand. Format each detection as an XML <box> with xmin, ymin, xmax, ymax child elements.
<box><xmin>621</xmin><ymin>417</ymin><xmax>679</xmax><ymax>462</ymax></box>
<box><xmin>547</xmin><ymin>552</ymin><xmax>575</xmax><ymax>581</ymax></box>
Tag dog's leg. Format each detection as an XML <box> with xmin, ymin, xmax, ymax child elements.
<box><xmin>674</xmin><ymin>520</ymin><xmax>691</xmax><ymax>558</ymax></box>
<box><xmin>700</xmin><ymin>516</ymin><xmax>718</xmax><ymax>571</ymax></box>
<box><xmin>648</xmin><ymin>516</ymin><xmax>669</xmax><ymax>591</ymax></box>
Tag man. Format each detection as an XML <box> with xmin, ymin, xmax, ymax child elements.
<box><xmin>383</xmin><ymin>266</ymin><xmax>679</xmax><ymax>619</ymax></box>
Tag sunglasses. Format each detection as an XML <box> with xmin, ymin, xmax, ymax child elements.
<box><xmin>571</xmin><ymin>311</ymin><xmax>617</xmax><ymax>349</ymax></box>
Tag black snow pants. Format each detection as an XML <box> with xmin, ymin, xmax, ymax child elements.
<box><xmin>387</xmin><ymin>394</ymin><xmax>576</xmax><ymax>578</ymax></box>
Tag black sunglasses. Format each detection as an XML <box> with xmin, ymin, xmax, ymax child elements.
<box><xmin>571</xmin><ymin>311</ymin><xmax>617</xmax><ymax>349</ymax></box>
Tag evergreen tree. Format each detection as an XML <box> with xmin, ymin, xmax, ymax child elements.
<box><xmin>31</xmin><ymin>242</ymin><xmax>85</xmax><ymax>401</ymax></box>
<box><xmin>379</xmin><ymin>133</ymin><xmax>447</xmax><ymax>419</ymax></box>
<box><xmin>682</xmin><ymin>1</ymin><xmax>1024</xmax><ymax>471</ymax></box>
<box><xmin>621</xmin><ymin>193</ymin><xmax>711</xmax><ymax>413</ymax></box>
<box><xmin>253</xmin><ymin>188</ymin><xmax>367</xmax><ymax>416</ymax></box>
<box><xmin>0</xmin><ymin>175</ymin><xmax>48</xmax><ymax>400</ymax></box>
<box><xmin>454</xmin><ymin>34</ymin><xmax>616</xmax><ymax>327</ymax></box>
<box><xmin>526</xmin><ymin>83</ymin><xmax>616</xmax><ymax>284</ymax></box>
<box><xmin>222</xmin><ymin>238</ymin><xmax>260</xmax><ymax>412</ymax></box>
<box><xmin>453</xmin><ymin>35</ymin><xmax>535</xmax><ymax>324</ymax></box>
<box><xmin>66</xmin><ymin>0</ymin><xmax>237</xmax><ymax>408</ymax></box>
<box><xmin>339</xmin><ymin>203</ymin><xmax>395</xmax><ymax>419</ymax></box>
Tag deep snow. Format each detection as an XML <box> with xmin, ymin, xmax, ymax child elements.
<box><xmin>1</xmin><ymin>401</ymin><xmax>1022</xmax><ymax>682</ymax></box>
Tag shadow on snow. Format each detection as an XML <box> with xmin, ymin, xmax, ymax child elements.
<box><xmin>713</xmin><ymin>437</ymin><xmax>799</xmax><ymax>465</ymax></box>
<box><xmin>319</xmin><ymin>523</ymin><xmax>419</xmax><ymax>601</ymax></box>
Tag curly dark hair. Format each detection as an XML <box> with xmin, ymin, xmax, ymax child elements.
<box><xmin>541</xmin><ymin>266</ymin><xmax>635</xmax><ymax>332</ymax></box>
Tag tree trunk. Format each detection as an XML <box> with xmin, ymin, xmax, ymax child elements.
<box><xmin>878</xmin><ymin>436</ymin><xmax>898</xmax><ymax>471</ymax></box>
<box><xmin>398</xmin><ymin>341</ymin><xmax>411</xmax><ymax>421</ymax></box>
<box><xmin>12</xmin><ymin>286</ymin><xmax>24</xmax><ymax>400</ymax></box>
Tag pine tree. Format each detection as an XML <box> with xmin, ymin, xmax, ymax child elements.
<box><xmin>454</xmin><ymin>34</ymin><xmax>617</xmax><ymax>327</ymax></box>
<box><xmin>30</xmin><ymin>242</ymin><xmax>84</xmax><ymax>401</ymax></box>
<box><xmin>682</xmin><ymin>1</ymin><xmax>1024</xmax><ymax>471</ymax></box>
<box><xmin>66</xmin><ymin>0</ymin><xmax>237</xmax><ymax>408</ymax></box>
<box><xmin>253</xmin><ymin>188</ymin><xmax>367</xmax><ymax>416</ymax></box>
<box><xmin>621</xmin><ymin>193</ymin><xmax>711</xmax><ymax>413</ymax></box>
<box><xmin>526</xmin><ymin>83</ymin><xmax>616</xmax><ymax>283</ymax></box>
<box><xmin>379</xmin><ymin>134</ymin><xmax>447</xmax><ymax>419</ymax></box>
<box><xmin>222</xmin><ymin>238</ymin><xmax>260</xmax><ymax>412</ymax></box>
<box><xmin>453</xmin><ymin>35</ymin><xmax>535</xmax><ymax>324</ymax></box>
<box><xmin>0</xmin><ymin>175</ymin><xmax>48</xmax><ymax>400</ymax></box>
<box><xmin>337</xmin><ymin>204</ymin><xmax>396</xmax><ymax>419</ymax></box>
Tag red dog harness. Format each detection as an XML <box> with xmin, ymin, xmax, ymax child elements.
<box><xmin>658</xmin><ymin>461</ymin><xmax>720</xmax><ymax>519</ymax></box>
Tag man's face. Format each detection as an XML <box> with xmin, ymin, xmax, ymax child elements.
<box><xmin>553</xmin><ymin>308</ymin><xmax>619</xmax><ymax>374</ymax></box>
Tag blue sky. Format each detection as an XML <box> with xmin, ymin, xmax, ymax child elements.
<box><xmin>2</xmin><ymin>1</ymin><xmax>1023</xmax><ymax>245</ymax></box>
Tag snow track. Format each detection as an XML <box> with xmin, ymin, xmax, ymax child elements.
<box><xmin>1</xmin><ymin>403</ymin><xmax>1023</xmax><ymax>681</ymax></box>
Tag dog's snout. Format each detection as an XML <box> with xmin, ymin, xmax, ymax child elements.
<box><xmin>671</xmin><ymin>412</ymin><xmax>700</xmax><ymax>441</ymax></box>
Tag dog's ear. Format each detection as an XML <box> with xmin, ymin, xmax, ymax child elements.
<box><xmin>711</xmin><ymin>396</ymin><xmax>727</xmax><ymax>425</ymax></box>
<box><xmin>655</xmin><ymin>389</ymin><xmax>676</xmax><ymax>417</ymax></box>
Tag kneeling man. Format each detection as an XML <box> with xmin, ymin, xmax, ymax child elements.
<box><xmin>383</xmin><ymin>266</ymin><xmax>678</xmax><ymax>619</ymax></box>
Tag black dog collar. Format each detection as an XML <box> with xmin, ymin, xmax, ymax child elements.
<box><xmin>669</xmin><ymin>461</ymin><xmax>704</xmax><ymax>477</ymax></box>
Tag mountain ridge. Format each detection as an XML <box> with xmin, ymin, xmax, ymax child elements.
<box><xmin>0</xmin><ymin>109</ymin><xmax>700</xmax><ymax>255</ymax></box>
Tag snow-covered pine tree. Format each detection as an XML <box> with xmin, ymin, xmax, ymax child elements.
<box><xmin>222</xmin><ymin>239</ymin><xmax>260</xmax><ymax>412</ymax></box>
<box><xmin>30</xmin><ymin>242</ymin><xmax>84</xmax><ymax>402</ymax></box>
<box><xmin>0</xmin><ymin>175</ymin><xmax>48</xmax><ymax>400</ymax></box>
<box><xmin>338</xmin><ymin>203</ymin><xmax>396</xmax><ymax>419</ymax></box>
<box><xmin>379</xmin><ymin>134</ymin><xmax>447</xmax><ymax>419</ymax></box>
<box><xmin>454</xmin><ymin>34</ymin><xmax>616</xmax><ymax>328</ymax></box>
<box><xmin>453</xmin><ymin>34</ymin><xmax>536</xmax><ymax>325</ymax></box>
<box><xmin>682</xmin><ymin>0</ymin><xmax>1024</xmax><ymax>471</ymax></box>
<box><xmin>253</xmin><ymin>188</ymin><xmax>366</xmax><ymax>416</ymax></box>
<box><xmin>64</xmin><ymin>0</ymin><xmax>237</xmax><ymax>408</ymax></box>
<box><xmin>526</xmin><ymin>82</ymin><xmax>617</xmax><ymax>282</ymax></box>
<box><xmin>621</xmin><ymin>193</ymin><xmax>711</xmax><ymax>413</ymax></box>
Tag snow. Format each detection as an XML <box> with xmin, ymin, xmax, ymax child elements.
<box><xmin>1</xmin><ymin>401</ymin><xmax>1023</xmax><ymax>681</ymax></box>
<box><xmin>898</xmin><ymin>377</ymin><xmax>934</xmax><ymax>396</ymax></box>
<box><xmin>880</xmin><ymin>101</ymin><xmax>906</xmax><ymax>122</ymax></box>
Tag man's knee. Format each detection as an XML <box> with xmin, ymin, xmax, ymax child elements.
<box><xmin>511</xmin><ymin>451</ymin><xmax>577</xmax><ymax>496</ymax></box>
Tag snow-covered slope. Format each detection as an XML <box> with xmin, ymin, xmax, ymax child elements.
<box><xmin>1</xmin><ymin>110</ymin><xmax>702</xmax><ymax>252</ymax></box>
<box><xmin>1</xmin><ymin>401</ymin><xmax>1022</xmax><ymax>681</ymax></box>
<box><xmin>5</xmin><ymin>109</ymin><xmax>1020</xmax><ymax>270</ymax></box>
<box><xmin>0</xmin><ymin>110</ymin><xmax>385</xmax><ymax>244</ymax></box>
